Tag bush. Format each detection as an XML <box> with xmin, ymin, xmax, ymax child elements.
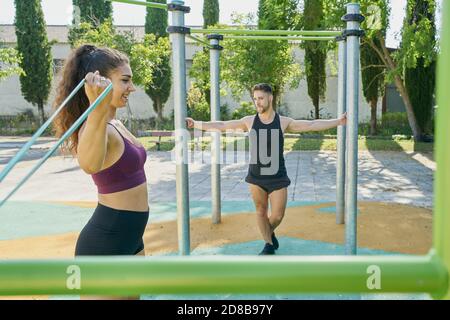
<box><xmin>232</xmin><ymin>101</ymin><xmax>255</xmax><ymax>119</ymax></box>
<box><xmin>186</xmin><ymin>85</ymin><xmax>230</xmax><ymax>121</ymax></box>
<box><xmin>0</xmin><ymin>110</ymin><xmax>46</xmax><ymax>135</ymax></box>
<box><xmin>359</xmin><ymin>112</ymin><xmax>413</xmax><ymax>137</ymax></box>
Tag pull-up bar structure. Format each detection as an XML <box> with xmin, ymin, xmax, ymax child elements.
<box><xmin>0</xmin><ymin>0</ymin><xmax>448</xmax><ymax>299</ymax></box>
<box><xmin>108</xmin><ymin>0</ymin><xmax>167</xmax><ymax>10</ymax></box>
<box><xmin>191</xmin><ymin>28</ymin><xmax>342</xmax><ymax>37</ymax></box>
<box><xmin>221</xmin><ymin>35</ymin><xmax>337</xmax><ymax>41</ymax></box>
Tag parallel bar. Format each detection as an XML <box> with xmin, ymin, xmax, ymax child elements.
<box><xmin>0</xmin><ymin>84</ymin><xmax>113</xmax><ymax>208</ymax></box>
<box><xmin>0</xmin><ymin>79</ymin><xmax>85</xmax><ymax>183</ymax></box>
<box><xmin>191</xmin><ymin>28</ymin><xmax>341</xmax><ymax>37</ymax></box>
<box><xmin>209</xmin><ymin>37</ymin><xmax>221</xmax><ymax>224</ymax></box>
<box><xmin>0</xmin><ymin>253</ymin><xmax>446</xmax><ymax>296</ymax></box>
<box><xmin>187</xmin><ymin>35</ymin><xmax>212</xmax><ymax>48</ymax></box>
<box><xmin>433</xmin><ymin>0</ymin><xmax>450</xmax><ymax>300</ymax></box>
<box><xmin>336</xmin><ymin>40</ymin><xmax>347</xmax><ymax>225</ymax></box>
<box><xmin>224</xmin><ymin>35</ymin><xmax>336</xmax><ymax>41</ymax></box>
<box><xmin>108</xmin><ymin>0</ymin><xmax>167</xmax><ymax>10</ymax></box>
<box><xmin>170</xmin><ymin>0</ymin><xmax>190</xmax><ymax>256</ymax></box>
<box><xmin>344</xmin><ymin>3</ymin><xmax>361</xmax><ymax>255</ymax></box>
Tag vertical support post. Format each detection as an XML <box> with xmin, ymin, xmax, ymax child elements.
<box><xmin>343</xmin><ymin>3</ymin><xmax>363</xmax><ymax>255</ymax></box>
<box><xmin>168</xmin><ymin>0</ymin><xmax>191</xmax><ymax>255</ymax></box>
<box><xmin>434</xmin><ymin>0</ymin><xmax>450</xmax><ymax>300</ymax></box>
<box><xmin>208</xmin><ymin>34</ymin><xmax>224</xmax><ymax>224</ymax></box>
<box><xmin>336</xmin><ymin>36</ymin><xmax>347</xmax><ymax>225</ymax></box>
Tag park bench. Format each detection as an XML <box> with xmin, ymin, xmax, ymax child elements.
<box><xmin>137</xmin><ymin>130</ymin><xmax>174</xmax><ymax>151</ymax></box>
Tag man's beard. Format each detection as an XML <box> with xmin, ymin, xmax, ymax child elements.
<box><xmin>257</xmin><ymin>104</ymin><xmax>269</xmax><ymax>114</ymax></box>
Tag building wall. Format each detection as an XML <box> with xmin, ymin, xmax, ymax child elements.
<box><xmin>0</xmin><ymin>39</ymin><xmax>381</xmax><ymax>123</ymax></box>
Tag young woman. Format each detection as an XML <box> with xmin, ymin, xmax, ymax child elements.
<box><xmin>53</xmin><ymin>45</ymin><xmax>149</xmax><ymax>258</ymax></box>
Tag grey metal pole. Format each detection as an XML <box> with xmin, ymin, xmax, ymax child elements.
<box><xmin>208</xmin><ymin>34</ymin><xmax>223</xmax><ymax>224</ymax></box>
<box><xmin>168</xmin><ymin>0</ymin><xmax>190</xmax><ymax>255</ymax></box>
<box><xmin>343</xmin><ymin>3</ymin><xmax>364</xmax><ymax>255</ymax></box>
<box><xmin>336</xmin><ymin>37</ymin><xmax>347</xmax><ymax>225</ymax></box>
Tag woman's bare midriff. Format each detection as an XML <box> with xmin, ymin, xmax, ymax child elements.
<box><xmin>98</xmin><ymin>182</ymin><xmax>149</xmax><ymax>212</ymax></box>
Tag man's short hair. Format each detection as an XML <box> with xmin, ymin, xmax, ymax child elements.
<box><xmin>252</xmin><ymin>83</ymin><xmax>273</xmax><ymax>95</ymax></box>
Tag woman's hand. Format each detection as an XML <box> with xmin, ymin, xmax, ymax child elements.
<box><xmin>84</xmin><ymin>70</ymin><xmax>113</xmax><ymax>108</ymax></box>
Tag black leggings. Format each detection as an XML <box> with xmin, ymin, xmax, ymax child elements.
<box><xmin>75</xmin><ymin>203</ymin><xmax>149</xmax><ymax>256</ymax></box>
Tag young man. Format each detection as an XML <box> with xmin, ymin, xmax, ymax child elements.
<box><xmin>186</xmin><ymin>83</ymin><xmax>347</xmax><ymax>255</ymax></box>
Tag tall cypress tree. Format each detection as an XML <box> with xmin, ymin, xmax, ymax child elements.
<box><xmin>198</xmin><ymin>0</ymin><xmax>220</xmax><ymax>108</ymax></box>
<box><xmin>145</xmin><ymin>0</ymin><xmax>171</xmax><ymax>126</ymax></box>
<box><xmin>255</xmin><ymin>0</ymin><xmax>300</xmax><ymax>109</ymax></box>
<box><xmin>203</xmin><ymin>0</ymin><xmax>219</xmax><ymax>28</ymax></box>
<box><xmin>302</xmin><ymin>0</ymin><xmax>327</xmax><ymax>119</ymax></box>
<box><xmin>14</xmin><ymin>0</ymin><xmax>53</xmax><ymax>125</ymax></box>
<box><xmin>404</xmin><ymin>0</ymin><xmax>436</xmax><ymax>138</ymax></box>
<box><xmin>69</xmin><ymin>0</ymin><xmax>113</xmax><ymax>47</ymax></box>
<box><xmin>258</xmin><ymin>0</ymin><xmax>269</xmax><ymax>29</ymax></box>
<box><xmin>73</xmin><ymin>0</ymin><xmax>113</xmax><ymax>25</ymax></box>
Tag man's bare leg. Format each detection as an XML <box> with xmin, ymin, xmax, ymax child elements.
<box><xmin>249</xmin><ymin>184</ymin><xmax>272</xmax><ymax>245</ymax></box>
<box><xmin>268</xmin><ymin>187</ymin><xmax>288</xmax><ymax>232</ymax></box>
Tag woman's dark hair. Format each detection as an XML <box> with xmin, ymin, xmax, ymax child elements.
<box><xmin>52</xmin><ymin>45</ymin><xmax>129</xmax><ymax>154</ymax></box>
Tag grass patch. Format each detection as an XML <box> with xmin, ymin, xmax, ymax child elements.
<box><xmin>138</xmin><ymin>136</ymin><xmax>434</xmax><ymax>153</ymax></box>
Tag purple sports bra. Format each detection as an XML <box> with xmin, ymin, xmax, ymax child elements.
<box><xmin>91</xmin><ymin>123</ymin><xmax>147</xmax><ymax>194</ymax></box>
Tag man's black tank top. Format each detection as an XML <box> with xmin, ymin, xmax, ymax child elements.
<box><xmin>246</xmin><ymin>113</ymin><xmax>288</xmax><ymax>180</ymax></box>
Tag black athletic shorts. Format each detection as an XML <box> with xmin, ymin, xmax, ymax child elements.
<box><xmin>245</xmin><ymin>175</ymin><xmax>291</xmax><ymax>194</ymax></box>
<box><xmin>75</xmin><ymin>203</ymin><xmax>149</xmax><ymax>256</ymax></box>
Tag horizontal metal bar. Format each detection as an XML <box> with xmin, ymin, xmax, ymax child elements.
<box><xmin>0</xmin><ymin>253</ymin><xmax>447</xmax><ymax>296</ymax></box>
<box><xmin>224</xmin><ymin>35</ymin><xmax>336</xmax><ymax>41</ymax></box>
<box><xmin>187</xmin><ymin>35</ymin><xmax>212</xmax><ymax>48</ymax></box>
<box><xmin>108</xmin><ymin>0</ymin><xmax>167</xmax><ymax>10</ymax></box>
<box><xmin>191</xmin><ymin>28</ymin><xmax>342</xmax><ymax>37</ymax></box>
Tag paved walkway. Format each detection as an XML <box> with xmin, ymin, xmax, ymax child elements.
<box><xmin>0</xmin><ymin>136</ymin><xmax>434</xmax><ymax>208</ymax></box>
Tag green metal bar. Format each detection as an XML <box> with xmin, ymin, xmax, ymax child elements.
<box><xmin>108</xmin><ymin>0</ymin><xmax>167</xmax><ymax>10</ymax></box>
<box><xmin>0</xmin><ymin>253</ymin><xmax>447</xmax><ymax>296</ymax></box>
<box><xmin>191</xmin><ymin>28</ymin><xmax>341</xmax><ymax>37</ymax></box>
<box><xmin>187</xmin><ymin>34</ymin><xmax>212</xmax><ymax>48</ymax></box>
<box><xmin>224</xmin><ymin>35</ymin><xmax>335</xmax><ymax>41</ymax></box>
<box><xmin>434</xmin><ymin>0</ymin><xmax>450</xmax><ymax>300</ymax></box>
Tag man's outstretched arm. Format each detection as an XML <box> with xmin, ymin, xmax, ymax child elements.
<box><xmin>286</xmin><ymin>112</ymin><xmax>347</xmax><ymax>133</ymax></box>
<box><xmin>186</xmin><ymin>116</ymin><xmax>251</xmax><ymax>132</ymax></box>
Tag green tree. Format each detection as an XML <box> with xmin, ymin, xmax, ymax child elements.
<box><xmin>190</xmin><ymin>3</ymin><xmax>301</xmax><ymax>113</ymax></box>
<box><xmin>361</xmin><ymin>37</ymin><xmax>386</xmax><ymax>135</ymax></box>
<box><xmin>72</xmin><ymin>21</ymin><xmax>168</xmax><ymax>89</ymax></box>
<box><xmin>324</xmin><ymin>0</ymin><xmax>436</xmax><ymax>141</ymax></box>
<box><xmin>145</xmin><ymin>0</ymin><xmax>172</xmax><ymax>126</ymax></box>
<box><xmin>219</xmin><ymin>14</ymin><xmax>301</xmax><ymax>109</ymax></box>
<box><xmin>302</xmin><ymin>0</ymin><xmax>327</xmax><ymax>119</ymax></box>
<box><xmin>197</xmin><ymin>0</ymin><xmax>220</xmax><ymax>107</ymax></box>
<box><xmin>14</xmin><ymin>0</ymin><xmax>53</xmax><ymax>125</ymax></box>
<box><xmin>403</xmin><ymin>0</ymin><xmax>437</xmax><ymax>138</ymax></box>
<box><xmin>0</xmin><ymin>46</ymin><xmax>23</xmax><ymax>81</ymax></box>
<box><xmin>203</xmin><ymin>0</ymin><xmax>220</xmax><ymax>28</ymax></box>
<box><xmin>69</xmin><ymin>0</ymin><xmax>113</xmax><ymax>45</ymax></box>
<box><xmin>258</xmin><ymin>0</ymin><xmax>300</xmax><ymax>30</ymax></box>
<box><xmin>73</xmin><ymin>0</ymin><xmax>113</xmax><ymax>25</ymax></box>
